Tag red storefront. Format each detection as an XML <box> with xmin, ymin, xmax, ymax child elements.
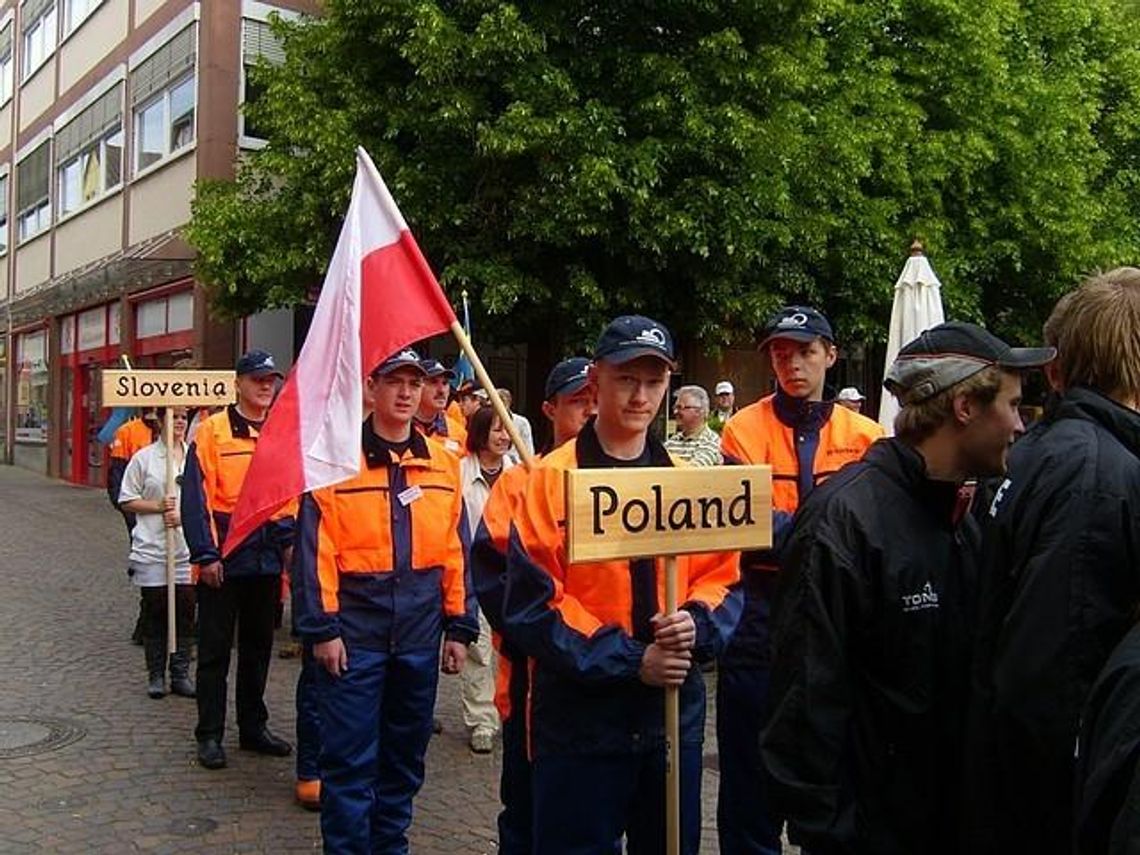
<box><xmin>57</xmin><ymin>280</ymin><xmax>195</xmax><ymax>487</ymax></box>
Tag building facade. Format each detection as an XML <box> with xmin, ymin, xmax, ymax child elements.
<box><xmin>0</xmin><ymin>0</ymin><xmax>313</xmax><ymax>484</ymax></box>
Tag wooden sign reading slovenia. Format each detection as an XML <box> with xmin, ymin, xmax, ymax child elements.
<box><xmin>102</xmin><ymin>369</ymin><xmax>236</xmax><ymax>406</ymax></box>
<box><xmin>565</xmin><ymin>465</ymin><xmax>773</xmax><ymax>563</ymax></box>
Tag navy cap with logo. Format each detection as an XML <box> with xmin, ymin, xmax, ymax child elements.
<box><xmin>419</xmin><ymin>358</ymin><xmax>456</xmax><ymax>380</ymax></box>
<box><xmin>235</xmin><ymin>349</ymin><xmax>283</xmax><ymax>378</ymax></box>
<box><xmin>758</xmin><ymin>306</ymin><xmax>835</xmax><ymax>350</ymax></box>
<box><xmin>885</xmin><ymin>321</ymin><xmax>1055</xmax><ymax>405</ymax></box>
<box><xmin>593</xmin><ymin>315</ymin><xmax>676</xmax><ymax>366</ymax></box>
<box><xmin>371</xmin><ymin>348</ymin><xmax>427</xmax><ymax>377</ymax></box>
<box><xmin>544</xmin><ymin>357</ymin><xmax>591</xmax><ymax>401</ymax></box>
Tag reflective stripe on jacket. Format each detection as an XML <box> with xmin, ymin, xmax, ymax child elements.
<box><xmin>472</xmin><ymin>419</ymin><xmax>743</xmax><ymax>755</ymax></box>
<box><xmin>180</xmin><ymin>406</ymin><xmax>296</xmax><ymax>576</ymax></box>
<box><xmin>292</xmin><ymin>422</ymin><xmax>478</xmax><ymax>650</ymax></box>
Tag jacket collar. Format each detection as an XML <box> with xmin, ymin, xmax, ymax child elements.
<box><xmin>1052</xmin><ymin>386</ymin><xmax>1140</xmax><ymax>455</ymax></box>
<box><xmin>362</xmin><ymin>416</ymin><xmax>432</xmax><ymax>469</ymax></box>
<box><xmin>226</xmin><ymin>404</ymin><xmax>261</xmax><ymax>439</ymax></box>
<box><xmin>414</xmin><ymin>410</ymin><xmax>449</xmax><ymax>437</ymax></box>
<box><xmin>864</xmin><ymin>438</ymin><xmax>964</xmax><ymax>526</ymax></box>
<box><xmin>574</xmin><ymin>416</ymin><xmax>673</xmax><ymax>469</ymax></box>
<box><xmin>773</xmin><ymin>385</ymin><xmax>835</xmax><ymax>433</ymax></box>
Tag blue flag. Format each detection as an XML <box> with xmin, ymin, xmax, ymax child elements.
<box><xmin>96</xmin><ymin>407</ymin><xmax>135</xmax><ymax>445</ymax></box>
<box><xmin>453</xmin><ymin>290</ymin><xmax>475</xmax><ymax>387</ymax></box>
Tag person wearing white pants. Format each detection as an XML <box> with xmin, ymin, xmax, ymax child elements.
<box><xmin>459</xmin><ymin>404</ymin><xmax>515</xmax><ymax>752</ymax></box>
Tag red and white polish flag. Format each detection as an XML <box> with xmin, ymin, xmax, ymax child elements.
<box><xmin>222</xmin><ymin>147</ymin><xmax>457</xmax><ymax>556</ymax></box>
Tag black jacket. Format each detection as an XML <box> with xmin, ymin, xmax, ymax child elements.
<box><xmin>964</xmin><ymin>387</ymin><xmax>1140</xmax><ymax>854</ymax></box>
<box><xmin>761</xmin><ymin>439</ymin><xmax>980</xmax><ymax>855</ymax></box>
<box><xmin>1075</xmin><ymin>622</ymin><xmax>1140</xmax><ymax>855</ymax></box>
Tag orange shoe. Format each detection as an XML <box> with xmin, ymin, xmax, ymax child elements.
<box><xmin>295</xmin><ymin>778</ymin><xmax>321</xmax><ymax>811</ymax></box>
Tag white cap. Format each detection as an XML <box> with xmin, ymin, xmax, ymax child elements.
<box><xmin>715</xmin><ymin>381</ymin><xmax>734</xmax><ymax>395</ymax></box>
<box><xmin>837</xmin><ymin>386</ymin><xmax>865</xmax><ymax>402</ymax></box>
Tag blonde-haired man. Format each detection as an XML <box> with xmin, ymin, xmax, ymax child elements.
<box><xmin>967</xmin><ymin>268</ymin><xmax>1140</xmax><ymax>855</ymax></box>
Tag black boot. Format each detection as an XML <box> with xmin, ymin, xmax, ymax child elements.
<box><xmin>169</xmin><ymin>640</ymin><xmax>195</xmax><ymax>698</ymax></box>
<box><xmin>144</xmin><ymin>640</ymin><xmax>166</xmax><ymax>699</ymax></box>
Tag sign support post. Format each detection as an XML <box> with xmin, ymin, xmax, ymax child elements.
<box><xmin>565</xmin><ymin>465</ymin><xmax>773</xmax><ymax>855</ymax></box>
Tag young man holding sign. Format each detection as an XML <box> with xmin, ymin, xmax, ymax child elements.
<box><xmin>473</xmin><ymin>316</ymin><xmax>742</xmax><ymax>854</ymax></box>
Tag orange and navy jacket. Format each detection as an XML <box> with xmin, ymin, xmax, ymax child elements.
<box><xmin>472</xmin><ymin>418</ymin><xmax>743</xmax><ymax>756</ymax></box>
<box><xmin>415</xmin><ymin>410</ymin><xmax>468</xmax><ymax>457</ymax></box>
<box><xmin>181</xmin><ymin>406</ymin><xmax>296</xmax><ymax>577</ymax></box>
<box><xmin>719</xmin><ymin>387</ymin><xmax>882</xmax><ymax>667</ymax></box>
<box><xmin>107</xmin><ymin>417</ymin><xmax>154</xmax><ymax>507</ymax></box>
<box><xmin>721</xmin><ymin>388</ymin><xmax>884</xmax><ymax>519</ymax></box>
<box><xmin>483</xmin><ymin>464</ymin><xmax>533</xmax><ymax>724</ymax></box>
<box><xmin>292</xmin><ymin>419</ymin><xmax>478</xmax><ymax>650</ymax></box>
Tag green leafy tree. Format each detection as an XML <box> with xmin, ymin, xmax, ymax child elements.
<box><xmin>187</xmin><ymin>0</ymin><xmax>1140</xmax><ymax>352</ymax></box>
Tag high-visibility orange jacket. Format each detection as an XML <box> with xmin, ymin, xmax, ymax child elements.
<box><xmin>415</xmin><ymin>410</ymin><xmax>468</xmax><ymax>457</ymax></box>
<box><xmin>721</xmin><ymin>391</ymin><xmax>884</xmax><ymax>517</ymax></box>
<box><xmin>292</xmin><ymin>420</ymin><xmax>478</xmax><ymax>650</ymax></box>
<box><xmin>181</xmin><ymin>406</ymin><xmax>296</xmax><ymax>577</ymax></box>
<box><xmin>481</xmin><ymin>464</ymin><xmax>533</xmax><ymax>723</ymax></box>
<box><xmin>472</xmin><ymin>419</ymin><xmax>743</xmax><ymax>756</ymax></box>
<box><xmin>107</xmin><ymin>417</ymin><xmax>154</xmax><ymax>507</ymax></box>
<box><xmin>719</xmin><ymin>388</ymin><xmax>882</xmax><ymax>667</ymax></box>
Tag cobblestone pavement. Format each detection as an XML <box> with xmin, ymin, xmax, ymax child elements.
<box><xmin>0</xmin><ymin>465</ymin><xmax>734</xmax><ymax>853</ymax></box>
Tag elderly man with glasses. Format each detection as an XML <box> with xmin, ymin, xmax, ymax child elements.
<box><xmin>665</xmin><ymin>385</ymin><xmax>723</xmax><ymax>466</ymax></box>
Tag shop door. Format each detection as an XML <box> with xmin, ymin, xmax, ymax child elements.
<box><xmin>61</xmin><ymin>367</ymin><xmax>75</xmax><ymax>480</ymax></box>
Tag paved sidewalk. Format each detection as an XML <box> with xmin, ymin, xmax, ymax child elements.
<box><xmin>0</xmin><ymin>465</ymin><xmax>728</xmax><ymax>853</ymax></box>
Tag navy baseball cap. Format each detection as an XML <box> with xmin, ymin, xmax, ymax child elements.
<box><xmin>885</xmin><ymin>321</ymin><xmax>1055</xmax><ymax>405</ymax></box>
<box><xmin>420</xmin><ymin>358</ymin><xmax>456</xmax><ymax>380</ymax></box>
<box><xmin>593</xmin><ymin>315</ymin><xmax>676</xmax><ymax>366</ymax></box>
<box><xmin>235</xmin><ymin>349</ymin><xmax>283</xmax><ymax>378</ymax></box>
<box><xmin>371</xmin><ymin>347</ymin><xmax>427</xmax><ymax>377</ymax></box>
<box><xmin>544</xmin><ymin>357</ymin><xmax>591</xmax><ymax>401</ymax></box>
<box><xmin>758</xmin><ymin>306</ymin><xmax>835</xmax><ymax>350</ymax></box>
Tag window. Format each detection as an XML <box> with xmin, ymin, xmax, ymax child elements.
<box><xmin>131</xmin><ymin>24</ymin><xmax>196</xmax><ymax>173</ymax></box>
<box><xmin>15</xmin><ymin>330</ymin><xmax>49</xmax><ymax>444</ymax></box>
<box><xmin>0</xmin><ymin>25</ymin><xmax>13</xmax><ymax>104</ymax></box>
<box><xmin>56</xmin><ymin>83</ymin><xmax>123</xmax><ymax>216</ymax></box>
<box><xmin>0</xmin><ymin>174</ymin><xmax>8</xmax><ymax>254</ymax></box>
<box><xmin>241</xmin><ymin>18</ymin><xmax>285</xmax><ymax>141</ymax></box>
<box><xmin>63</xmin><ymin>0</ymin><xmax>100</xmax><ymax>36</ymax></box>
<box><xmin>136</xmin><ymin>291</ymin><xmax>193</xmax><ymax>338</ymax></box>
<box><xmin>17</xmin><ymin>141</ymin><xmax>50</xmax><ymax>242</ymax></box>
<box><xmin>21</xmin><ymin>0</ymin><xmax>57</xmax><ymax>80</ymax></box>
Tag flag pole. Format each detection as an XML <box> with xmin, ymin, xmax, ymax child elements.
<box><xmin>449</xmin><ymin>320</ymin><xmax>536</xmax><ymax>470</ymax></box>
<box><xmin>163</xmin><ymin>408</ymin><xmax>177</xmax><ymax>665</ymax></box>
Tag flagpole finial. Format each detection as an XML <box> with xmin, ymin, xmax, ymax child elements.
<box><xmin>909</xmin><ymin>239</ymin><xmax>925</xmax><ymax>257</ymax></box>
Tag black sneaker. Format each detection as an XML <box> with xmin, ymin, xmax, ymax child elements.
<box><xmin>197</xmin><ymin>738</ymin><xmax>227</xmax><ymax>770</ymax></box>
<box><xmin>239</xmin><ymin>728</ymin><xmax>293</xmax><ymax>757</ymax></box>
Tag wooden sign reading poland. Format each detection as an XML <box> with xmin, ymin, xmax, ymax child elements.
<box><xmin>102</xmin><ymin>369</ymin><xmax>236</xmax><ymax>406</ymax></box>
<box><xmin>565</xmin><ymin>465</ymin><xmax>773</xmax><ymax>563</ymax></box>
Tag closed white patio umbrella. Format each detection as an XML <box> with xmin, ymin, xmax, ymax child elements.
<box><xmin>878</xmin><ymin>240</ymin><xmax>946</xmax><ymax>434</ymax></box>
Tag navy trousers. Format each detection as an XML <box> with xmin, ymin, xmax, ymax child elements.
<box><xmin>716</xmin><ymin>664</ymin><xmax>782</xmax><ymax>854</ymax></box>
<box><xmin>317</xmin><ymin>644</ymin><xmax>439</xmax><ymax>855</ymax></box>
<box><xmin>532</xmin><ymin>748</ymin><xmax>702</xmax><ymax>855</ymax></box>
<box><xmin>498</xmin><ymin>709</ymin><xmax>532</xmax><ymax>855</ymax></box>
<box><xmin>295</xmin><ymin>644</ymin><xmax>321</xmax><ymax>782</ymax></box>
